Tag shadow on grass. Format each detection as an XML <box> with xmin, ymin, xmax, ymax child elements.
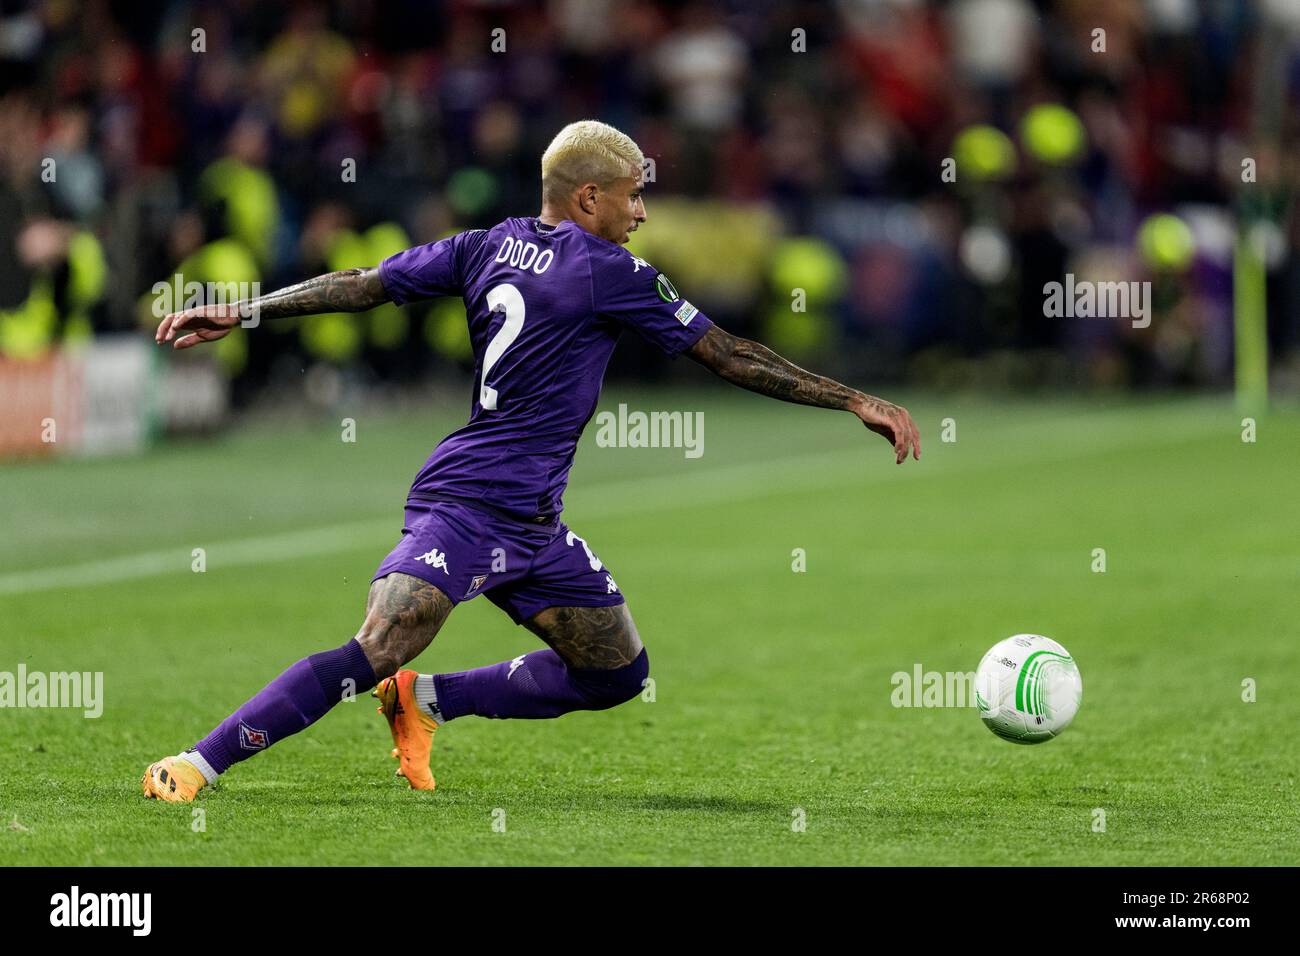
<box><xmin>630</xmin><ymin>793</ymin><xmax>784</xmax><ymax>814</ymax></box>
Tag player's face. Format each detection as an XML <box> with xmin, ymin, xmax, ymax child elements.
<box><xmin>596</xmin><ymin>171</ymin><xmax>646</xmax><ymax>245</ymax></box>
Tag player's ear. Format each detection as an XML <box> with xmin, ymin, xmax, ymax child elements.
<box><xmin>577</xmin><ymin>182</ymin><xmax>600</xmax><ymax>215</ymax></box>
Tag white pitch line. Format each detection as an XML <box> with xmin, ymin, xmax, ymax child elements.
<box><xmin>0</xmin><ymin>448</ymin><xmax>867</xmax><ymax>597</ymax></box>
<box><xmin>0</xmin><ymin>414</ymin><xmax>1224</xmax><ymax>597</ymax></box>
<box><xmin>0</xmin><ymin>519</ymin><xmax>397</xmax><ymax>596</ymax></box>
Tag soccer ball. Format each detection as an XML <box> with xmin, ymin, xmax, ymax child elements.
<box><xmin>975</xmin><ymin>634</ymin><xmax>1082</xmax><ymax>744</ymax></box>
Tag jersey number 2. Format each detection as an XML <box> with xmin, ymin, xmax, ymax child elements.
<box><xmin>480</xmin><ymin>283</ymin><xmax>525</xmax><ymax>411</ymax></box>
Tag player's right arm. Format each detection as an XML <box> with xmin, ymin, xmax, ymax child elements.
<box><xmin>685</xmin><ymin>324</ymin><xmax>921</xmax><ymax>464</ymax></box>
<box><xmin>590</xmin><ymin>242</ymin><xmax>920</xmax><ymax>465</ymax></box>
<box><xmin>156</xmin><ymin>267</ymin><xmax>388</xmax><ymax>349</ymax></box>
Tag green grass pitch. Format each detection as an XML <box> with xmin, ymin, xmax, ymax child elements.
<box><xmin>1</xmin><ymin>387</ymin><xmax>1296</xmax><ymax>865</ymax></box>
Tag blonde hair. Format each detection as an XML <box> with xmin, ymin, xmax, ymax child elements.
<box><xmin>540</xmin><ymin>120</ymin><xmax>644</xmax><ymax>204</ymax></box>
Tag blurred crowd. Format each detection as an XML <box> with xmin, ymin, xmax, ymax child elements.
<box><xmin>1</xmin><ymin>0</ymin><xmax>1298</xmax><ymax>399</ymax></box>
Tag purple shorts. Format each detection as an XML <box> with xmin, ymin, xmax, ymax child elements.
<box><xmin>371</xmin><ymin>497</ymin><xmax>625</xmax><ymax>625</ymax></box>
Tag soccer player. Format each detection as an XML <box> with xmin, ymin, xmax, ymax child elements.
<box><xmin>142</xmin><ymin>120</ymin><xmax>919</xmax><ymax>801</ymax></box>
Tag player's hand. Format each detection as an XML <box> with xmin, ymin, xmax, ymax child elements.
<box><xmin>853</xmin><ymin>395</ymin><xmax>921</xmax><ymax>464</ymax></box>
<box><xmin>155</xmin><ymin>303</ymin><xmax>246</xmax><ymax>349</ymax></box>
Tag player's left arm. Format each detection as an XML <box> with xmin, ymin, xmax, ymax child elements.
<box><xmin>156</xmin><ymin>268</ymin><xmax>389</xmax><ymax>349</ymax></box>
<box><xmin>156</xmin><ymin>229</ymin><xmax>486</xmax><ymax>349</ymax></box>
<box><xmin>685</xmin><ymin>324</ymin><xmax>920</xmax><ymax>464</ymax></box>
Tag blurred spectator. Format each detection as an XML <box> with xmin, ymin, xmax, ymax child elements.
<box><xmin>0</xmin><ymin>0</ymin><xmax>1293</xmax><ymax>396</ymax></box>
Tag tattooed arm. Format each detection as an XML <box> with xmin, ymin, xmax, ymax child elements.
<box><xmin>155</xmin><ymin>268</ymin><xmax>388</xmax><ymax>349</ymax></box>
<box><xmin>685</xmin><ymin>324</ymin><xmax>921</xmax><ymax>463</ymax></box>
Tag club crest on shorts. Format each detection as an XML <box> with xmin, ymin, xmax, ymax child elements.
<box><xmin>464</xmin><ymin>573</ymin><xmax>489</xmax><ymax>598</ymax></box>
<box><xmin>238</xmin><ymin>721</ymin><xmax>270</xmax><ymax>751</ymax></box>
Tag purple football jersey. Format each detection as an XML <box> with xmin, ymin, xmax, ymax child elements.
<box><xmin>378</xmin><ymin>217</ymin><xmax>713</xmax><ymax>520</ymax></box>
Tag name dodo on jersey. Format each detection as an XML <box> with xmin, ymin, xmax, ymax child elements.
<box><xmin>494</xmin><ymin>236</ymin><xmax>555</xmax><ymax>275</ymax></box>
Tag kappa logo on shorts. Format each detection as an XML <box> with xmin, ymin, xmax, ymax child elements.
<box><xmin>464</xmin><ymin>573</ymin><xmax>489</xmax><ymax>598</ymax></box>
<box><xmin>415</xmin><ymin>548</ymin><xmax>450</xmax><ymax>574</ymax></box>
<box><xmin>238</xmin><ymin>721</ymin><xmax>270</xmax><ymax>751</ymax></box>
<box><xmin>605</xmin><ymin>574</ymin><xmax>619</xmax><ymax>594</ymax></box>
<box><xmin>507</xmin><ymin>655</ymin><xmax>526</xmax><ymax>680</ymax></box>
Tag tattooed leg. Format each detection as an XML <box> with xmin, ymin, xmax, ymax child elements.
<box><xmin>521</xmin><ymin>604</ymin><xmax>644</xmax><ymax>669</ymax></box>
<box><xmin>354</xmin><ymin>572</ymin><xmax>455</xmax><ymax>680</ymax></box>
<box><xmin>424</xmin><ymin>604</ymin><xmax>648</xmax><ymax>722</ymax></box>
<box><xmin>184</xmin><ymin>573</ymin><xmax>450</xmax><ymax>780</ymax></box>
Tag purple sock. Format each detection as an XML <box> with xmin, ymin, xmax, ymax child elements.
<box><xmin>194</xmin><ymin>639</ymin><xmax>376</xmax><ymax>776</ymax></box>
<box><xmin>433</xmin><ymin>648</ymin><xmax>648</xmax><ymax>721</ymax></box>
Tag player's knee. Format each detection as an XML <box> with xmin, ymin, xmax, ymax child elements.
<box><xmin>354</xmin><ymin>576</ymin><xmax>452</xmax><ymax>678</ymax></box>
<box><xmin>568</xmin><ymin>647</ymin><xmax>649</xmax><ymax>710</ymax></box>
<box><xmin>355</xmin><ymin>617</ymin><xmax>403</xmax><ymax>679</ymax></box>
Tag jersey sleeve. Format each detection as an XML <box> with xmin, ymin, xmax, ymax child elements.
<box><xmin>590</xmin><ymin>244</ymin><xmax>713</xmax><ymax>358</ymax></box>
<box><xmin>379</xmin><ymin>230</ymin><xmax>487</xmax><ymax>305</ymax></box>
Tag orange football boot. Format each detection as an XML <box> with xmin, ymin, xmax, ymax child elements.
<box><xmin>372</xmin><ymin>670</ymin><xmax>439</xmax><ymax>790</ymax></box>
<box><xmin>141</xmin><ymin>754</ymin><xmax>207</xmax><ymax>802</ymax></box>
